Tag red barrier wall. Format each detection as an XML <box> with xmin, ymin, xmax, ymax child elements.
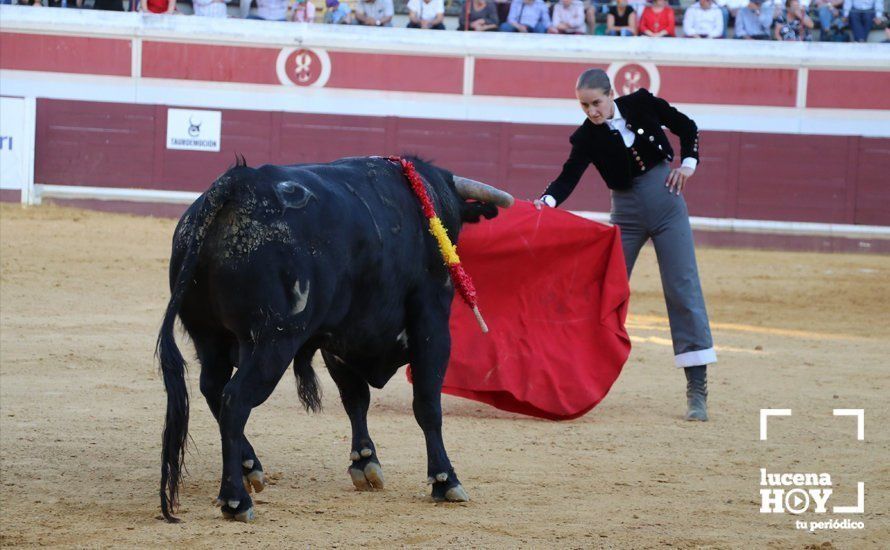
<box><xmin>34</xmin><ymin>98</ymin><xmax>890</xmax><ymax>226</ymax></box>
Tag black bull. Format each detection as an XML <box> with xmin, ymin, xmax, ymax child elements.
<box><xmin>157</xmin><ymin>156</ymin><xmax>513</xmax><ymax>522</ymax></box>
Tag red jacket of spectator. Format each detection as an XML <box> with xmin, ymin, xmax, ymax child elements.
<box><xmin>638</xmin><ymin>6</ymin><xmax>676</xmax><ymax>36</ymax></box>
<box><xmin>146</xmin><ymin>0</ymin><xmax>174</xmax><ymax>13</ymax></box>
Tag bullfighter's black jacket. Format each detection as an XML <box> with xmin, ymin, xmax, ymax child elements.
<box><xmin>542</xmin><ymin>88</ymin><xmax>699</xmax><ymax>203</ymax></box>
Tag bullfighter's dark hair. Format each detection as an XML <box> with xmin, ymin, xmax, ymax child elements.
<box><xmin>576</xmin><ymin>69</ymin><xmax>612</xmax><ymax>93</ymax></box>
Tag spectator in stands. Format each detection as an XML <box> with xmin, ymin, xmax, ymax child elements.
<box><xmin>247</xmin><ymin>0</ymin><xmax>288</xmax><ymax>19</ymax></box>
<box><xmin>843</xmin><ymin>0</ymin><xmax>884</xmax><ymax>41</ymax></box>
<box><xmin>407</xmin><ymin>0</ymin><xmax>446</xmax><ymax>28</ymax></box>
<box><xmin>639</xmin><ymin>0</ymin><xmax>677</xmax><ymax>36</ymax></box>
<box><xmin>458</xmin><ymin>0</ymin><xmax>500</xmax><ymax>31</ymax></box>
<box><xmin>586</xmin><ymin>0</ymin><xmax>612</xmax><ymax>35</ymax></box>
<box><xmin>734</xmin><ymin>0</ymin><xmax>774</xmax><ymax>38</ymax></box>
<box><xmin>354</xmin><ymin>0</ymin><xmax>394</xmax><ymax>26</ymax></box>
<box><xmin>628</xmin><ymin>0</ymin><xmax>648</xmax><ymax>17</ymax></box>
<box><xmin>288</xmin><ymin>0</ymin><xmax>315</xmax><ymax>21</ymax></box>
<box><xmin>324</xmin><ymin>0</ymin><xmax>352</xmax><ymax>23</ymax></box>
<box><xmin>193</xmin><ymin>0</ymin><xmax>228</xmax><ymax>17</ymax></box>
<box><xmin>93</xmin><ymin>0</ymin><xmax>126</xmax><ymax>10</ymax></box>
<box><xmin>141</xmin><ymin>0</ymin><xmax>175</xmax><ymax>13</ymax></box>
<box><xmin>47</xmin><ymin>0</ymin><xmax>83</xmax><ymax>6</ymax></box>
<box><xmin>500</xmin><ymin>0</ymin><xmax>552</xmax><ymax>32</ymax></box>
<box><xmin>714</xmin><ymin>0</ymin><xmax>749</xmax><ymax>36</ymax></box>
<box><xmin>683</xmin><ymin>0</ymin><xmax>724</xmax><ymax>36</ymax></box>
<box><xmin>549</xmin><ymin>0</ymin><xmax>587</xmax><ymax>33</ymax></box>
<box><xmin>774</xmin><ymin>0</ymin><xmax>814</xmax><ymax>38</ymax></box>
<box><xmin>814</xmin><ymin>0</ymin><xmax>844</xmax><ymax>40</ymax></box>
<box><xmin>606</xmin><ymin>0</ymin><xmax>638</xmax><ymax>35</ymax></box>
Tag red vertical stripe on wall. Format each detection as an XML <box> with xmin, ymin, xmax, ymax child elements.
<box><xmin>807</xmin><ymin>70</ymin><xmax>890</xmax><ymax>110</ymax></box>
<box><xmin>0</xmin><ymin>32</ymin><xmax>131</xmax><ymax>76</ymax></box>
<box><xmin>325</xmin><ymin>52</ymin><xmax>463</xmax><ymax>94</ymax></box>
<box><xmin>141</xmin><ymin>41</ymin><xmax>280</xmax><ymax>84</ymax></box>
<box><xmin>474</xmin><ymin>60</ymin><xmax>609</xmax><ymax>98</ymax></box>
<box><xmin>657</xmin><ymin>66</ymin><xmax>797</xmax><ymax>107</ymax></box>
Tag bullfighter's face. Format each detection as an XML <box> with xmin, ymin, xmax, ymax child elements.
<box><xmin>576</xmin><ymin>87</ymin><xmax>615</xmax><ymax>126</ymax></box>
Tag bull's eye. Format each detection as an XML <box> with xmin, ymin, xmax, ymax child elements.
<box><xmin>275</xmin><ymin>180</ymin><xmax>317</xmax><ymax>211</ymax></box>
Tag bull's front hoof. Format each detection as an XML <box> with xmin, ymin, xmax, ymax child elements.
<box><xmin>429</xmin><ymin>471</ymin><xmax>469</xmax><ymax>502</ymax></box>
<box><xmin>349</xmin><ymin>462</ymin><xmax>385</xmax><ymax>491</ymax></box>
<box><xmin>431</xmin><ymin>484</ymin><xmax>470</xmax><ymax>503</ymax></box>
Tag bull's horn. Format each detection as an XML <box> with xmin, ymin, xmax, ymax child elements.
<box><xmin>453</xmin><ymin>176</ymin><xmax>514</xmax><ymax>208</ymax></box>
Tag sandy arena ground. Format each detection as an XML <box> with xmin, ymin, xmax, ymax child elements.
<box><xmin>1</xmin><ymin>203</ymin><xmax>888</xmax><ymax>548</ymax></box>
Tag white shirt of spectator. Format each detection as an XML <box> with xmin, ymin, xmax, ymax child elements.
<box><xmin>552</xmin><ymin>0</ymin><xmax>587</xmax><ymax>32</ymax></box>
<box><xmin>257</xmin><ymin>0</ymin><xmax>289</xmax><ymax>20</ymax></box>
<box><xmin>357</xmin><ymin>0</ymin><xmax>395</xmax><ymax>21</ymax></box>
<box><xmin>407</xmin><ymin>0</ymin><xmax>445</xmax><ymax>21</ymax></box>
<box><xmin>194</xmin><ymin>0</ymin><xmax>228</xmax><ymax>17</ymax></box>
<box><xmin>683</xmin><ymin>1</ymin><xmax>725</xmax><ymax>37</ymax></box>
<box><xmin>714</xmin><ymin>0</ymin><xmax>749</xmax><ymax>11</ymax></box>
<box><xmin>842</xmin><ymin>0</ymin><xmax>881</xmax><ymax>17</ymax></box>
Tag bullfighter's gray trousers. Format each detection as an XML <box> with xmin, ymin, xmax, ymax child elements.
<box><xmin>609</xmin><ymin>161</ymin><xmax>717</xmax><ymax>368</ymax></box>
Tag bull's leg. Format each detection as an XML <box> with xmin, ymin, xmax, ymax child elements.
<box><xmin>194</xmin><ymin>333</ymin><xmax>267</xmax><ymax>496</ymax></box>
<box><xmin>321</xmin><ymin>351</ymin><xmax>384</xmax><ymax>491</ymax></box>
<box><xmin>215</xmin><ymin>335</ymin><xmax>299</xmax><ymax>522</ymax></box>
<box><xmin>406</xmin><ymin>290</ymin><xmax>469</xmax><ymax>502</ymax></box>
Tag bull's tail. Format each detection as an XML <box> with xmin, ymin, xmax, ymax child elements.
<box><xmin>156</xmin><ymin>164</ymin><xmax>244</xmax><ymax>522</ymax></box>
<box><xmin>294</xmin><ymin>359</ymin><xmax>322</xmax><ymax>413</ymax></box>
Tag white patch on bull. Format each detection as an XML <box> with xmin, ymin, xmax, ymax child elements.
<box><xmin>291</xmin><ymin>279</ymin><xmax>311</xmax><ymax>315</ymax></box>
<box><xmin>396</xmin><ymin>329</ymin><xmax>409</xmax><ymax>348</ymax></box>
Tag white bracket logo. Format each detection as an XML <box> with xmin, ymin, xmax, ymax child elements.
<box><xmin>759</xmin><ymin>409</ymin><xmax>865</xmax><ymax>514</ymax></box>
<box><xmin>760</xmin><ymin>408</ymin><xmax>792</xmax><ymax>441</ymax></box>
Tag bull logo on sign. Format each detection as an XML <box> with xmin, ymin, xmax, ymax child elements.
<box><xmin>292</xmin><ymin>52</ymin><xmax>313</xmax><ymax>83</ymax></box>
<box><xmin>606</xmin><ymin>62</ymin><xmax>661</xmax><ymax>97</ymax></box>
<box><xmin>276</xmin><ymin>48</ymin><xmax>331</xmax><ymax>88</ymax></box>
<box><xmin>619</xmin><ymin>68</ymin><xmax>644</xmax><ymax>95</ymax></box>
<box><xmin>188</xmin><ymin>116</ymin><xmax>202</xmax><ymax>137</ymax></box>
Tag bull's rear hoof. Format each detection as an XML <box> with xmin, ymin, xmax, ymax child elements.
<box><xmin>349</xmin><ymin>462</ymin><xmax>385</xmax><ymax>491</ymax></box>
<box><xmin>221</xmin><ymin>506</ymin><xmax>256</xmax><ymax>522</ymax></box>
<box><xmin>219</xmin><ymin>496</ymin><xmax>255</xmax><ymax>522</ymax></box>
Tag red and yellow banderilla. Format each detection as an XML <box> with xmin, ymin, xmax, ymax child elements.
<box><xmin>389</xmin><ymin>156</ymin><xmax>489</xmax><ymax>333</ymax></box>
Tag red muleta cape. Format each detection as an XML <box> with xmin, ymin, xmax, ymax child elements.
<box><xmin>410</xmin><ymin>201</ymin><xmax>631</xmax><ymax>421</ymax></box>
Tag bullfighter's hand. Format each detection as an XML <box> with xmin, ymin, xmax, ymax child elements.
<box><xmin>666</xmin><ymin>166</ymin><xmax>694</xmax><ymax>195</ymax></box>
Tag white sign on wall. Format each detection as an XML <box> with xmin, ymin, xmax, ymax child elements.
<box><xmin>166</xmin><ymin>109</ymin><xmax>222</xmax><ymax>152</ymax></box>
<box><xmin>0</xmin><ymin>96</ymin><xmax>35</xmax><ymax>192</ymax></box>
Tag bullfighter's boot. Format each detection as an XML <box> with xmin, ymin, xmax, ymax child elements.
<box><xmin>684</xmin><ymin>365</ymin><xmax>708</xmax><ymax>421</ymax></box>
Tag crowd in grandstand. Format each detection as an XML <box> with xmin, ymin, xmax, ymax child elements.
<box><xmin>3</xmin><ymin>0</ymin><xmax>887</xmax><ymax>42</ymax></box>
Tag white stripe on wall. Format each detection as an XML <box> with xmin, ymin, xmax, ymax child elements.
<box><xmin>30</xmin><ymin>185</ymin><xmax>890</xmax><ymax>239</ymax></box>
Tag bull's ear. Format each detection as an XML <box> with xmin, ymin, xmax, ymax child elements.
<box><xmin>460</xmin><ymin>201</ymin><xmax>498</xmax><ymax>224</ymax></box>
